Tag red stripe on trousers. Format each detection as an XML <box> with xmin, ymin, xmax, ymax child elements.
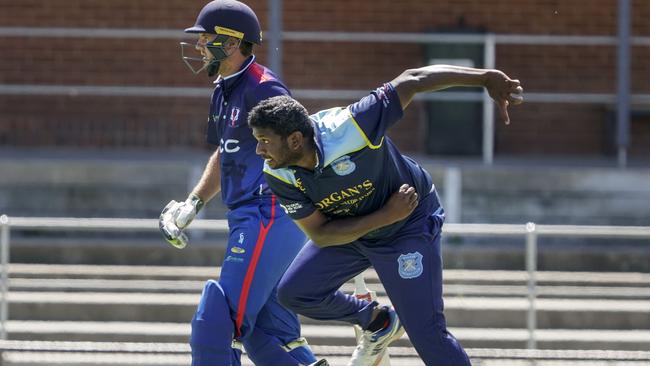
<box><xmin>235</xmin><ymin>195</ymin><xmax>276</xmax><ymax>338</ymax></box>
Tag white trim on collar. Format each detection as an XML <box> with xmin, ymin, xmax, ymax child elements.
<box><xmin>213</xmin><ymin>55</ymin><xmax>256</xmax><ymax>84</ymax></box>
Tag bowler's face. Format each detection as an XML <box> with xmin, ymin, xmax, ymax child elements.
<box><xmin>252</xmin><ymin>127</ymin><xmax>297</xmax><ymax>169</ymax></box>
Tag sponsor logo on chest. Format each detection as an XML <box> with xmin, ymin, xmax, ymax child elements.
<box><xmin>315</xmin><ymin>179</ymin><xmax>374</xmax><ymax>210</ymax></box>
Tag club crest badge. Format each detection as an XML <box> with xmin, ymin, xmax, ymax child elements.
<box><xmin>331</xmin><ymin>155</ymin><xmax>356</xmax><ymax>176</ymax></box>
<box><xmin>398</xmin><ymin>252</ymin><xmax>423</xmax><ymax>279</ymax></box>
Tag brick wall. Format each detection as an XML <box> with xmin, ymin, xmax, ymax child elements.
<box><xmin>0</xmin><ymin>95</ymin><xmax>207</xmax><ymax>148</ymax></box>
<box><xmin>1</xmin><ymin>0</ymin><xmax>649</xmax><ymax>157</ymax></box>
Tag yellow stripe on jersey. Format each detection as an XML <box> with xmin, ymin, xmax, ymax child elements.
<box><xmin>263</xmin><ymin>163</ymin><xmax>297</xmax><ymax>187</ymax></box>
<box><xmin>347</xmin><ymin>108</ymin><xmax>384</xmax><ymax>150</ymax></box>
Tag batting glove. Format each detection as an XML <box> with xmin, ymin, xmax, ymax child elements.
<box><xmin>159</xmin><ymin>194</ymin><xmax>204</xmax><ymax>249</ymax></box>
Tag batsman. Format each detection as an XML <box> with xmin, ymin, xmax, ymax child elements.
<box><xmin>159</xmin><ymin>1</ymin><xmax>325</xmax><ymax>365</ymax></box>
<box><xmin>248</xmin><ymin>65</ymin><xmax>523</xmax><ymax>366</ymax></box>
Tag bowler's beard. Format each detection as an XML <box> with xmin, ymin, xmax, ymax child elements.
<box><xmin>272</xmin><ymin>143</ymin><xmax>304</xmax><ymax>169</ymax></box>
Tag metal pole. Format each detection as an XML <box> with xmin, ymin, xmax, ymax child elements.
<box><xmin>267</xmin><ymin>0</ymin><xmax>283</xmax><ymax>78</ymax></box>
<box><xmin>443</xmin><ymin>167</ymin><xmax>462</xmax><ymax>223</ymax></box>
<box><xmin>616</xmin><ymin>0</ymin><xmax>631</xmax><ymax>168</ymax></box>
<box><xmin>525</xmin><ymin>222</ymin><xmax>537</xmax><ymax>349</ymax></box>
<box><xmin>482</xmin><ymin>34</ymin><xmax>496</xmax><ymax>165</ymax></box>
<box><xmin>0</xmin><ymin>215</ymin><xmax>9</xmax><ymax>340</ymax></box>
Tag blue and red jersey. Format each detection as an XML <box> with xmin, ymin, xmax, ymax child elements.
<box><xmin>206</xmin><ymin>56</ymin><xmax>289</xmax><ymax>208</ymax></box>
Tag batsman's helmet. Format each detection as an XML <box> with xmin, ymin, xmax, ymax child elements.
<box><xmin>185</xmin><ymin>0</ymin><xmax>262</xmax><ymax>45</ymax></box>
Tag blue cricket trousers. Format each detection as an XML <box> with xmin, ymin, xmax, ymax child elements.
<box><xmin>220</xmin><ymin>198</ymin><xmax>306</xmax><ymax>340</ymax></box>
<box><xmin>192</xmin><ymin>196</ymin><xmax>316</xmax><ymax>366</ymax></box>
<box><xmin>278</xmin><ymin>192</ymin><xmax>472</xmax><ymax>366</ymax></box>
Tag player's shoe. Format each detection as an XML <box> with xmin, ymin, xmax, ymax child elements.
<box><xmin>347</xmin><ymin>308</ymin><xmax>405</xmax><ymax>366</ymax></box>
<box><xmin>308</xmin><ymin>359</ymin><xmax>329</xmax><ymax>366</ymax></box>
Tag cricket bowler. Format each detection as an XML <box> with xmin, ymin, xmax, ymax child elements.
<box><xmin>248</xmin><ymin>65</ymin><xmax>523</xmax><ymax>366</ymax></box>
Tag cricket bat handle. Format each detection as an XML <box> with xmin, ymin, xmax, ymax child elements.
<box><xmin>353</xmin><ymin>273</ymin><xmax>374</xmax><ymax>342</ymax></box>
<box><xmin>353</xmin><ymin>273</ymin><xmax>375</xmax><ymax>301</ymax></box>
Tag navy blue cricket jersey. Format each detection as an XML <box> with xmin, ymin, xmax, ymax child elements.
<box><xmin>264</xmin><ymin>83</ymin><xmax>438</xmax><ymax>240</ymax></box>
<box><xmin>207</xmin><ymin>56</ymin><xmax>290</xmax><ymax>208</ymax></box>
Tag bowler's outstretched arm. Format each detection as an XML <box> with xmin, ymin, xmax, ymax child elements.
<box><xmin>391</xmin><ymin>65</ymin><xmax>523</xmax><ymax>124</ymax></box>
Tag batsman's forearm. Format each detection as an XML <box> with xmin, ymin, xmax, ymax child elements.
<box><xmin>308</xmin><ymin>210</ymin><xmax>396</xmax><ymax>247</ymax></box>
<box><xmin>191</xmin><ymin>149</ymin><xmax>221</xmax><ymax>203</ymax></box>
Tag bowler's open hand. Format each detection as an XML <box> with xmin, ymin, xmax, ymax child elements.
<box><xmin>484</xmin><ymin>70</ymin><xmax>524</xmax><ymax>125</ymax></box>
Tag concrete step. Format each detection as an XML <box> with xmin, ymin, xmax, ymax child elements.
<box><xmin>9</xmin><ymin>264</ymin><xmax>650</xmax><ymax>287</ymax></box>
<box><xmin>2</xmin><ymin>342</ymin><xmax>650</xmax><ymax>366</ymax></box>
<box><xmin>0</xmin><ymin>352</ymin><xmax>422</xmax><ymax>366</ymax></box>
<box><xmin>7</xmin><ymin>264</ymin><xmax>221</xmax><ymax>280</ymax></box>
<box><xmin>12</xmin><ymin>236</ymin><xmax>650</xmax><ymax>272</ymax></box>
<box><xmin>0</xmin><ymin>341</ymin><xmax>416</xmax><ymax>366</ymax></box>
<box><xmin>444</xmin><ymin>270</ymin><xmax>650</xmax><ymax>288</ymax></box>
<box><xmin>5</xmin><ymin>321</ymin><xmax>650</xmax><ymax>351</ymax></box>
<box><xmin>6</xmin><ymin>292</ymin><xmax>650</xmax><ymax>330</ymax></box>
<box><xmin>4</xmin><ymin>353</ymin><xmax>649</xmax><ymax>366</ymax></box>
<box><xmin>8</xmin><ymin>278</ymin><xmax>206</xmax><ymax>293</ymax></box>
<box><xmin>8</xmin><ymin>277</ymin><xmax>650</xmax><ymax>300</ymax></box>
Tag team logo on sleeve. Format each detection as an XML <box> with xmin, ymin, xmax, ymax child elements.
<box><xmin>398</xmin><ymin>252</ymin><xmax>423</xmax><ymax>279</ymax></box>
<box><xmin>331</xmin><ymin>155</ymin><xmax>356</xmax><ymax>176</ymax></box>
<box><xmin>229</xmin><ymin>107</ymin><xmax>241</xmax><ymax>127</ymax></box>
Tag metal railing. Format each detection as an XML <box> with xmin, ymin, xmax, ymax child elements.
<box><xmin>1</xmin><ymin>215</ymin><xmax>650</xmax><ymax>348</ymax></box>
<box><xmin>2</xmin><ymin>26</ymin><xmax>650</xmax><ymax>166</ymax></box>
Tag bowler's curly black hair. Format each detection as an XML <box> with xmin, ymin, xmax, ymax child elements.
<box><xmin>248</xmin><ymin>95</ymin><xmax>314</xmax><ymax>140</ymax></box>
